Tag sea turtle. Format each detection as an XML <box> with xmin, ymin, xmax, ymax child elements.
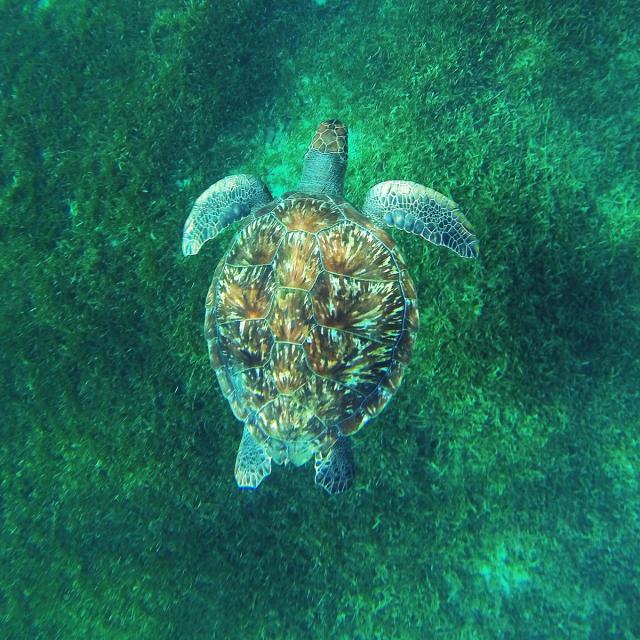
<box><xmin>182</xmin><ymin>119</ymin><xmax>478</xmax><ymax>494</ymax></box>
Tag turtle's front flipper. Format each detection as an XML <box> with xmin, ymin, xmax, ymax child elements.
<box><xmin>235</xmin><ymin>425</ymin><xmax>272</xmax><ymax>489</ymax></box>
<box><xmin>362</xmin><ymin>180</ymin><xmax>479</xmax><ymax>259</ymax></box>
<box><xmin>182</xmin><ymin>174</ymin><xmax>272</xmax><ymax>256</ymax></box>
<box><xmin>314</xmin><ymin>437</ymin><xmax>354</xmax><ymax>495</ymax></box>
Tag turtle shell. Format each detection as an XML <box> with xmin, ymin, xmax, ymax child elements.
<box><xmin>205</xmin><ymin>193</ymin><xmax>419</xmax><ymax>454</ymax></box>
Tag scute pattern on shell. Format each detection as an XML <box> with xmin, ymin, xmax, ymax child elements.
<box><xmin>205</xmin><ymin>193</ymin><xmax>419</xmax><ymax>450</ymax></box>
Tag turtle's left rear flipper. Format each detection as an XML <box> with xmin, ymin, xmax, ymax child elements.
<box><xmin>182</xmin><ymin>174</ymin><xmax>272</xmax><ymax>255</ymax></box>
<box><xmin>314</xmin><ymin>437</ymin><xmax>354</xmax><ymax>495</ymax></box>
<box><xmin>235</xmin><ymin>425</ymin><xmax>272</xmax><ymax>489</ymax></box>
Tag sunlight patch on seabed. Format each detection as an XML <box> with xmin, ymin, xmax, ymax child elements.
<box><xmin>596</xmin><ymin>178</ymin><xmax>639</xmax><ymax>246</ymax></box>
<box><xmin>477</xmin><ymin>539</ymin><xmax>535</xmax><ymax>597</ymax></box>
<box><xmin>176</xmin><ymin>177</ymin><xmax>192</xmax><ymax>192</ymax></box>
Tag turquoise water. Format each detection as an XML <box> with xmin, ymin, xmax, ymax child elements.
<box><xmin>1</xmin><ymin>1</ymin><xmax>638</xmax><ymax>638</ymax></box>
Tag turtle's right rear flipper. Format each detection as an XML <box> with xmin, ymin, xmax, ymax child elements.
<box><xmin>314</xmin><ymin>437</ymin><xmax>354</xmax><ymax>495</ymax></box>
<box><xmin>182</xmin><ymin>174</ymin><xmax>272</xmax><ymax>256</ymax></box>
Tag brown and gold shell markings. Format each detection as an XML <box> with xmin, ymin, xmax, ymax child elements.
<box><xmin>214</xmin><ymin>264</ymin><xmax>275</xmax><ymax>323</ymax></box>
<box><xmin>303</xmin><ymin>325</ymin><xmax>395</xmax><ymax>393</ymax></box>
<box><xmin>317</xmin><ymin>223</ymin><xmax>397</xmax><ymax>281</ymax></box>
<box><xmin>206</xmin><ymin>198</ymin><xmax>419</xmax><ymax>442</ymax></box>
<box><xmin>226</xmin><ymin>215</ymin><xmax>283</xmax><ymax>266</ymax></box>
<box><xmin>268</xmin><ymin>288</ymin><xmax>314</xmax><ymax>343</ymax></box>
<box><xmin>273</xmin><ymin>196</ymin><xmax>341</xmax><ymax>233</ymax></box>
<box><xmin>311</xmin><ymin>272</ymin><xmax>405</xmax><ymax>343</ymax></box>
<box><xmin>275</xmin><ymin>230</ymin><xmax>321</xmax><ymax>290</ymax></box>
<box><xmin>271</xmin><ymin>343</ymin><xmax>309</xmax><ymax>395</ymax></box>
<box><xmin>217</xmin><ymin>319</ymin><xmax>274</xmax><ymax>371</ymax></box>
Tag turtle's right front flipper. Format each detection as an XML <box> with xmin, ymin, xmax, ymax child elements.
<box><xmin>362</xmin><ymin>180</ymin><xmax>479</xmax><ymax>259</ymax></box>
<box><xmin>182</xmin><ymin>174</ymin><xmax>272</xmax><ymax>255</ymax></box>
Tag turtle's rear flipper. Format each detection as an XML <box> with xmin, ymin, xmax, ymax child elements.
<box><xmin>314</xmin><ymin>437</ymin><xmax>354</xmax><ymax>494</ymax></box>
<box><xmin>235</xmin><ymin>426</ymin><xmax>272</xmax><ymax>489</ymax></box>
<box><xmin>182</xmin><ymin>174</ymin><xmax>272</xmax><ymax>255</ymax></box>
<box><xmin>362</xmin><ymin>180</ymin><xmax>479</xmax><ymax>259</ymax></box>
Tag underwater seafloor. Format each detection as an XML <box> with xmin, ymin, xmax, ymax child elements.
<box><xmin>1</xmin><ymin>1</ymin><xmax>639</xmax><ymax>638</ymax></box>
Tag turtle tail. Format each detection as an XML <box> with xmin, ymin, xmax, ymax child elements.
<box><xmin>299</xmin><ymin>119</ymin><xmax>348</xmax><ymax>197</ymax></box>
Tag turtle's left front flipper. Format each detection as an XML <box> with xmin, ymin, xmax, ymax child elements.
<box><xmin>182</xmin><ymin>174</ymin><xmax>272</xmax><ymax>256</ymax></box>
<box><xmin>362</xmin><ymin>180</ymin><xmax>479</xmax><ymax>259</ymax></box>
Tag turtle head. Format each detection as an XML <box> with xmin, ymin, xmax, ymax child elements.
<box><xmin>298</xmin><ymin>119</ymin><xmax>348</xmax><ymax>198</ymax></box>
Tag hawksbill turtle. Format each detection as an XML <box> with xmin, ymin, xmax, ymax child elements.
<box><xmin>182</xmin><ymin>119</ymin><xmax>478</xmax><ymax>494</ymax></box>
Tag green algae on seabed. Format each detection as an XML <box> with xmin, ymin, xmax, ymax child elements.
<box><xmin>1</xmin><ymin>0</ymin><xmax>639</xmax><ymax>638</ymax></box>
